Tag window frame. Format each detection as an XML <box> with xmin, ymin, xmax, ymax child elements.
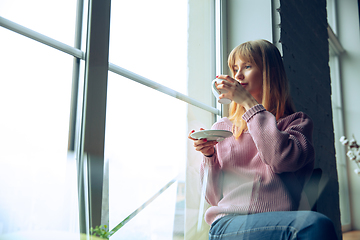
<box><xmin>327</xmin><ymin>0</ymin><xmax>352</xmax><ymax>232</ymax></box>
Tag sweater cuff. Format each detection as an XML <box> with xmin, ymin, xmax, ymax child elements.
<box><xmin>203</xmin><ymin>149</ymin><xmax>219</xmax><ymax>166</ymax></box>
<box><xmin>242</xmin><ymin>104</ymin><xmax>266</xmax><ymax>122</ymax></box>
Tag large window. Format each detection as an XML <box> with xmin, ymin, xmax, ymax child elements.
<box><xmin>327</xmin><ymin>0</ymin><xmax>351</xmax><ymax>231</ymax></box>
<box><xmin>0</xmin><ymin>0</ymin><xmax>220</xmax><ymax>239</ymax></box>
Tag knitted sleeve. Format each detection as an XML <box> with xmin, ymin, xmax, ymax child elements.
<box><xmin>199</xmin><ymin>152</ymin><xmax>223</xmax><ymax>206</ymax></box>
<box><xmin>243</xmin><ymin>105</ymin><xmax>315</xmax><ymax>174</ymax></box>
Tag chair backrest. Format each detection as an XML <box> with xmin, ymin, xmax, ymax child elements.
<box><xmin>303</xmin><ymin>168</ymin><xmax>323</xmax><ymax>212</ymax></box>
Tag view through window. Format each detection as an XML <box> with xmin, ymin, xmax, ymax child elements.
<box><xmin>0</xmin><ymin>0</ymin><xmax>79</xmax><ymax>235</ymax></box>
<box><xmin>0</xmin><ymin>0</ymin><xmax>213</xmax><ymax>239</ymax></box>
<box><xmin>105</xmin><ymin>1</ymin><xmax>188</xmax><ymax>239</ymax></box>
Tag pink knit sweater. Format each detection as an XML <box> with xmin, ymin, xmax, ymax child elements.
<box><xmin>200</xmin><ymin>104</ymin><xmax>315</xmax><ymax>225</ymax></box>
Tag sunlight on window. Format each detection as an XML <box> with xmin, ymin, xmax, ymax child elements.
<box><xmin>0</xmin><ymin>0</ymin><xmax>189</xmax><ymax>238</ymax></box>
<box><xmin>109</xmin><ymin>0</ymin><xmax>187</xmax><ymax>95</ymax></box>
<box><xmin>0</xmin><ymin>0</ymin><xmax>79</xmax><ymax>235</ymax></box>
<box><xmin>0</xmin><ymin>0</ymin><xmax>77</xmax><ymax>46</ymax></box>
<box><xmin>106</xmin><ymin>1</ymin><xmax>187</xmax><ymax>239</ymax></box>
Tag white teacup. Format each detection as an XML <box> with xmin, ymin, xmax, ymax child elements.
<box><xmin>211</xmin><ymin>79</ymin><xmax>232</xmax><ymax>104</ymax></box>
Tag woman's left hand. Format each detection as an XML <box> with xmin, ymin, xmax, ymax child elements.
<box><xmin>188</xmin><ymin>128</ymin><xmax>218</xmax><ymax>157</ymax></box>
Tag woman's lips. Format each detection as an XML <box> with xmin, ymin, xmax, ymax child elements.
<box><xmin>240</xmin><ymin>83</ymin><xmax>247</xmax><ymax>86</ymax></box>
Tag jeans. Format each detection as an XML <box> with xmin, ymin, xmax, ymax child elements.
<box><xmin>209</xmin><ymin>211</ymin><xmax>338</xmax><ymax>240</ymax></box>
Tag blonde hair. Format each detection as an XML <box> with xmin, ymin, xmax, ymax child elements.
<box><xmin>228</xmin><ymin>39</ymin><xmax>295</xmax><ymax>138</ymax></box>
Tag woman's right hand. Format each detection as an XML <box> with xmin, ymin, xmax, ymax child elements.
<box><xmin>188</xmin><ymin>128</ymin><xmax>218</xmax><ymax>157</ymax></box>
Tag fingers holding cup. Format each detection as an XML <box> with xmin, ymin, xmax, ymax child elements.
<box><xmin>212</xmin><ymin>78</ymin><xmax>232</xmax><ymax>104</ymax></box>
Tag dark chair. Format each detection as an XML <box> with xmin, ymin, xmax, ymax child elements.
<box><xmin>303</xmin><ymin>168</ymin><xmax>322</xmax><ymax>212</ymax></box>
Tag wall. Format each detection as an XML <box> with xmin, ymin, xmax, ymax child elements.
<box><xmin>225</xmin><ymin>0</ymin><xmax>273</xmax><ymax>117</ymax></box>
<box><xmin>226</xmin><ymin>0</ymin><xmax>273</xmax><ymax>56</ymax></box>
<box><xmin>279</xmin><ymin>0</ymin><xmax>342</xmax><ymax>239</ymax></box>
<box><xmin>337</xmin><ymin>0</ymin><xmax>360</xmax><ymax>231</ymax></box>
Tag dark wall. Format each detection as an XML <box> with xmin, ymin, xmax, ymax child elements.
<box><xmin>358</xmin><ymin>0</ymin><xmax>360</xmax><ymax>27</ymax></box>
<box><xmin>279</xmin><ymin>0</ymin><xmax>342</xmax><ymax>239</ymax></box>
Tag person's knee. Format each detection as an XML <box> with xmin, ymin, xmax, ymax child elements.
<box><xmin>299</xmin><ymin>211</ymin><xmax>337</xmax><ymax>239</ymax></box>
<box><xmin>307</xmin><ymin>211</ymin><xmax>334</xmax><ymax>228</ymax></box>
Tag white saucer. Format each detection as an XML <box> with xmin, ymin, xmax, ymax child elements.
<box><xmin>190</xmin><ymin>130</ymin><xmax>233</xmax><ymax>142</ymax></box>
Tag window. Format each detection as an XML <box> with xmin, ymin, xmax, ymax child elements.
<box><xmin>106</xmin><ymin>1</ymin><xmax>221</xmax><ymax>239</ymax></box>
<box><xmin>0</xmin><ymin>0</ymin><xmax>220</xmax><ymax>239</ymax></box>
<box><xmin>329</xmin><ymin>42</ymin><xmax>351</xmax><ymax>230</ymax></box>
<box><xmin>327</xmin><ymin>0</ymin><xmax>351</xmax><ymax>231</ymax></box>
<box><xmin>0</xmin><ymin>0</ymin><xmax>79</xmax><ymax>234</ymax></box>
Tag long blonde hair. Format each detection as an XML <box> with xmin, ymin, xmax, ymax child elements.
<box><xmin>228</xmin><ymin>39</ymin><xmax>295</xmax><ymax>138</ymax></box>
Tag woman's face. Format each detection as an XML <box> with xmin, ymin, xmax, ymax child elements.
<box><xmin>232</xmin><ymin>57</ymin><xmax>263</xmax><ymax>103</ymax></box>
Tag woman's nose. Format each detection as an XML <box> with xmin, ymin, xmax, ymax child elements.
<box><xmin>235</xmin><ymin>71</ymin><xmax>244</xmax><ymax>80</ymax></box>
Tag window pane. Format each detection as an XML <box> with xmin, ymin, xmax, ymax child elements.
<box><xmin>329</xmin><ymin>55</ymin><xmax>351</xmax><ymax>227</ymax></box>
<box><xmin>105</xmin><ymin>74</ymin><xmax>186</xmax><ymax>239</ymax></box>
<box><xmin>109</xmin><ymin>0</ymin><xmax>187</xmax><ymax>94</ymax></box>
<box><xmin>0</xmin><ymin>0</ymin><xmax>77</xmax><ymax>46</ymax></box>
<box><xmin>0</xmin><ymin>28</ymin><xmax>78</xmax><ymax>235</ymax></box>
<box><xmin>106</xmin><ymin>1</ymin><xmax>188</xmax><ymax>239</ymax></box>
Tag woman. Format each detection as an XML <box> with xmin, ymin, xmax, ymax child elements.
<box><xmin>189</xmin><ymin>40</ymin><xmax>337</xmax><ymax>239</ymax></box>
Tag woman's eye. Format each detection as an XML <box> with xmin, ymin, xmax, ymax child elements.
<box><xmin>234</xmin><ymin>69</ymin><xmax>239</xmax><ymax>73</ymax></box>
<box><xmin>245</xmin><ymin>65</ymin><xmax>251</xmax><ymax>69</ymax></box>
